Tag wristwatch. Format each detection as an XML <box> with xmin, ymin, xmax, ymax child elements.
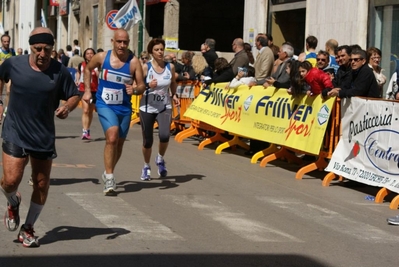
<box><xmin>133</xmin><ymin>89</ymin><xmax>138</xmax><ymax>95</ymax></box>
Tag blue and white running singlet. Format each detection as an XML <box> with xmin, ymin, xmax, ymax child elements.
<box><xmin>96</xmin><ymin>50</ymin><xmax>133</xmax><ymax>115</ymax></box>
<box><xmin>139</xmin><ymin>61</ymin><xmax>172</xmax><ymax>113</ymax></box>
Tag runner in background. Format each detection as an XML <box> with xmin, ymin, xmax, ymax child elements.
<box><xmin>76</xmin><ymin>48</ymin><xmax>98</xmax><ymax>140</ymax></box>
<box><xmin>0</xmin><ymin>34</ymin><xmax>16</xmax><ymax>119</ymax></box>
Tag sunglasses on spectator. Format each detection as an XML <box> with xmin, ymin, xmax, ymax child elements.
<box><xmin>316</xmin><ymin>58</ymin><xmax>327</xmax><ymax>62</ymax></box>
<box><xmin>350</xmin><ymin>58</ymin><xmax>363</xmax><ymax>62</ymax></box>
<box><xmin>141</xmin><ymin>57</ymin><xmax>148</xmax><ymax>60</ymax></box>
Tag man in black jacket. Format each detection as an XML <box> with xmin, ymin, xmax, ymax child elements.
<box><xmin>328</xmin><ymin>49</ymin><xmax>380</xmax><ymax>98</ymax></box>
<box><xmin>202</xmin><ymin>38</ymin><xmax>218</xmax><ymax>72</ymax></box>
<box><xmin>333</xmin><ymin>45</ymin><xmax>352</xmax><ymax>89</ymax></box>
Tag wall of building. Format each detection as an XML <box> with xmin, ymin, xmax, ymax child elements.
<box><xmin>305</xmin><ymin>0</ymin><xmax>369</xmax><ymax>51</ymax></box>
<box><xmin>17</xmin><ymin>0</ymin><xmax>35</xmax><ymax>52</ymax></box>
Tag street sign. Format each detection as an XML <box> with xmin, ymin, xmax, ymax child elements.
<box><xmin>106</xmin><ymin>10</ymin><xmax>118</xmax><ymax>30</ymax></box>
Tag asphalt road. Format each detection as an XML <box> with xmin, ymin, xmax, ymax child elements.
<box><xmin>0</xmin><ymin>107</ymin><xmax>398</xmax><ymax>267</ymax></box>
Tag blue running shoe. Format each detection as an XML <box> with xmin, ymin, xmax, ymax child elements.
<box><xmin>141</xmin><ymin>166</ymin><xmax>151</xmax><ymax>181</ymax></box>
<box><xmin>156</xmin><ymin>157</ymin><xmax>167</xmax><ymax>177</ymax></box>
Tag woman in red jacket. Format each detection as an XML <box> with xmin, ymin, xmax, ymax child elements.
<box><xmin>298</xmin><ymin>61</ymin><xmax>333</xmax><ymax>96</ymax></box>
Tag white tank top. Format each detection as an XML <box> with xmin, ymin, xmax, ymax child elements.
<box><xmin>139</xmin><ymin>61</ymin><xmax>172</xmax><ymax>113</ymax></box>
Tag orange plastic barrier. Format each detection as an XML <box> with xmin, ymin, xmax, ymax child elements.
<box><xmin>258</xmin><ymin>98</ymin><xmax>342</xmax><ymax>180</ymax></box>
<box><xmin>172</xmin><ymin>81</ymin><xmax>201</xmax><ymax>132</ymax></box>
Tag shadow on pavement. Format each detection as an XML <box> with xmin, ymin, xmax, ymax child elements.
<box><xmin>55</xmin><ymin>135</ymin><xmax>80</xmax><ymax>139</ymax></box>
<box><xmin>38</xmin><ymin>225</ymin><xmax>130</xmax><ymax>245</ymax></box>
<box><xmin>117</xmin><ymin>174</ymin><xmax>205</xmax><ymax>193</ymax></box>
<box><xmin>0</xmin><ymin>253</ymin><xmax>331</xmax><ymax>267</ymax></box>
<box><xmin>50</xmin><ymin>178</ymin><xmax>101</xmax><ymax>186</ymax></box>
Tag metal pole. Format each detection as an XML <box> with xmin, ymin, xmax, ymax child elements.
<box><xmin>44</xmin><ymin>0</ymin><xmax>48</xmax><ymax>27</ymax></box>
<box><xmin>138</xmin><ymin>0</ymin><xmax>144</xmax><ymax>54</ymax></box>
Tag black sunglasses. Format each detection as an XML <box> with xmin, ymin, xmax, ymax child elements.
<box><xmin>350</xmin><ymin>58</ymin><xmax>363</xmax><ymax>62</ymax></box>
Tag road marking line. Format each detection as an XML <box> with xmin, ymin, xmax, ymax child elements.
<box><xmin>258</xmin><ymin>197</ymin><xmax>399</xmax><ymax>243</ymax></box>
<box><xmin>167</xmin><ymin>195</ymin><xmax>302</xmax><ymax>242</ymax></box>
<box><xmin>67</xmin><ymin>193</ymin><xmax>183</xmax><ymax>241</ymax></box>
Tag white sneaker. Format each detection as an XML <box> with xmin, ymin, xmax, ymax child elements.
<box><xmin>103</xmin><ymin>176</ymin><xmax>116</xmax><ymax>196</ymax></box>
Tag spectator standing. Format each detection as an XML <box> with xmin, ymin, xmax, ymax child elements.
<box><xmin>0</xmin><ymin>27</ymin><xmax>80</xmax><ymax>247</ymax></box>
<box><xmin>200</xmin><ymin>43</ymin><xmax>207</xmax><ymax>53</ymax></box>
<box><xmin>254</xmin><ymin>36</ymin><xmax>274</xmax><ymax>84</ymax></box>
<box><xmin>139</xmin><ymin>51</ymin><xmax>150</xmax><ymax>66</ymax></box>
<box><xmin>244</xmin><ymin>42</ymin><xmax>255</xmax><ymax>65</ymax></box>
<box><xmin>299</xmin><ymin>61</ymin><xmax>333</xmax><ymax>96</ymax></box>
<box><xmin>316</xmin><ymin>50</ymin><xmax>330</xmax><ymax>70</ymax></box>
<box><xmin>266</xmin><ymin>33</ymin><xmax>280</xmax><ymax>60</ymax></box>
<box><xmin>328</xmin><ymin>49</ymin><xmax>380</xmax><ymax>98</ymax></box>
<box><xmin>192</xmin><ymin>54</ymin><xmax>211</xmax><ymax>79</ymax></box>
<box><xmin>203</xmin><ymin>57</ymin><xmax>235</xmax><ymax>86</ymax></box>
<box><xmin>229</xmin><ymin>38</ymin><xmax>249</xmax><ymax>75</ymax></box>
<box><xmin>82</xmin><ymin>29</ymin><xmax>146</xmax><ymax>196</ymax></box>
<box><xmin>67</xmin><ymin>49</ymin><xmax>84</xmax><ymax>69</ymax></box>
<box><xmin>264</xmin><ymin>43</ymin><xmax>295</xmax><ymax>89</ymax></box>
<box><xmin>66</xmin><ymin>45</ymin><xmax>73</xmax><ymax>57</ymax></box>
<box><xmin>299</xmin><ymin>35</ymin><xmax>318</xmax><ymax>67</ymax></box>
<box><xmin>51</xmin><ymin>49</ymin><xmax>58</xmax><ymax>60</ymax></box>
<box><xmin>386</xmin><ymin>66</ymin><xmax>399</xmax><ymax>99</ymax></box>
<box><xmin>332</xmin><ymin>45</ymin><xmax>353</xmax><ymax>90</ymax></box>
<box><xmin>202</xmin><ymin>38</ymin><xmax>218</xmax><ymax>71</ymax></box>
<box><xmin>58</xmin><ymin>48</ymin><xmax>70</xmax><ymax>67</ymax></box>
<box><xmin>16</xmin><ymin>48</ymin><xmax>23</xmax><ymax>56</ymax></box>
<box><xmin>73</xmin><ymin>39</ymin><xmax>81</xmax><ymax>56</ymax></box>
<box><xmin>229</xmin><ymin>67</ymin><xmax>256</xmax><ymax>89</ymax></box>
<box><xmin>176</xmin><ymin>51</ymin><xmax>196</xmax><ymax>81</ymax></box>
<box><xmin>367</xmin><ymin>47</ymin><xmax>386</xmax><ymax>97</ymax></box>
<box><xmin>325</xmin><ymin>39</ymin><xmax>339</xmax><ymax>73</ymax></box>
<box><xmin>168</xmin><ymin>52</ymin><xmax>183</xmax><ymax>74</ymax></box>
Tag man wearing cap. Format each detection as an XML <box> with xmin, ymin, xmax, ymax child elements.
<box><xmin>0</xmin><ymin>27</ymin><xmax>80</xmax><ymax>247</ymax></box>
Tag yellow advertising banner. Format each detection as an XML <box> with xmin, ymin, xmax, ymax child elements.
<box><xmin>184</xmin><ymin>83</ymin><xmax>336</xmax><ymax>155</ymax></box>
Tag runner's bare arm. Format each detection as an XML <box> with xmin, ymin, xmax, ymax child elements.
<box><xmin>55</xmin><ymin>95</ymin><xmax>80</xmax><ymax>119</ymax></box>
<box><xmin>129</xmin><ymin>56</ymin><xmax>145</xmax><ymax>95</ymax></box>
<box><xmin>82</xmin><ymin>52</ymin><xmax>105</xmax><ymax>102</ymax></box>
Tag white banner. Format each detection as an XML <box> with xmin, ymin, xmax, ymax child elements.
<box><xmin>325</xmin><ymin>97</ymin><xmax>399</xmax><ymax>193</ymax></box>
<box><xmin>113</xmin><ymin>0</ymin><xmax>142</xmax><ymax>30</ymax></box>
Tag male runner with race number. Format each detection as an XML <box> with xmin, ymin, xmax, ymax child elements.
<box><xmin>82</xmin><ymin>29</ymin><xmax>145</xmax><ymax>196</ymax></box>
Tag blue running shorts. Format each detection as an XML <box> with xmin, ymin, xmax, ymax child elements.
<box><xmin>97</xmin><ymin>107</ymin><xmax>131</xmax><ymax>138</ymax></box>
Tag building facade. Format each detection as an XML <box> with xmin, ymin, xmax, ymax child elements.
<box><xmin>1</xmin><ymin>0</ymin><xmax>398</xmax><ymax>93</ymax></box>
